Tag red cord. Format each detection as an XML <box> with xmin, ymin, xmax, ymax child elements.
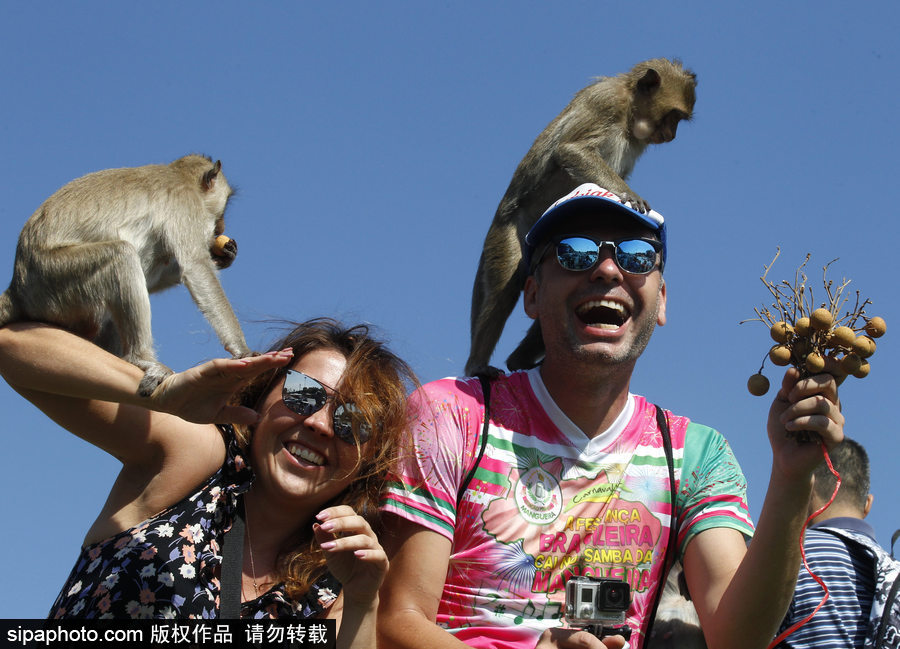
<box><xmin>766</xmin><ymin>443</ymin><xmax>842</xmax><ymax>648</ymax></box>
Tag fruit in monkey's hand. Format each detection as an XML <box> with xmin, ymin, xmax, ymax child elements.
<box><xmin>211</xmin><ymin>235</ymin><xmax>238</xmax><ymax>270</ymax></box>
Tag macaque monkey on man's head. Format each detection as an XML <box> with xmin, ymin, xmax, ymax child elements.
<box><xmin>0</xmin><ymin>154</ymin><xmax>251</xmax><ymax>396</ymax></box>
<box><xmin>466</xmin><ymin>58</ymin><xmax>696</xmax><ymax>376</ymax></box>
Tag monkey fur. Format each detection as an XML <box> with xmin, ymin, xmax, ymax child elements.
<box><xmin>466</xmin><ymin>58</ymin><xmax>696</xmax><ymax>376</ymax></box>
<box><xmin>0</xmin><ymin>154</ymin><xmax>251</xmax><ymax>396</ymax></box>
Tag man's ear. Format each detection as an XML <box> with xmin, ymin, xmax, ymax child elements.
<box><xmin>523</xmin><ymin>275</ymin><xmax>539</xmax><ymax>321</ymax></box>
<box><xmin>863</xmin><ymin>493</ymin><xmax>874</xmax><ymax>518</ymax></box>
<box><xmin>657</xmin><ymin>278</ymin><xmax>667</xmax><ymax>326</ymax></box>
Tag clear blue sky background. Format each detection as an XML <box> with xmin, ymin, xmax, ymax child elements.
<box><xmin>1</xmin><ymin>2</ymin><xmax>898</xmax><ymax>618</ymax></box>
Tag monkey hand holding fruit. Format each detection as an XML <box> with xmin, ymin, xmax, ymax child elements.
<box><xmin>0</xmin><ymin>154</ymin><xmax>252</xmax><ymax>397</ymax></box>
<box><xmin>466</xmin><ymin>58</ymin><xmax>696</xmax><ymax>376</ymax></box>
<box><xmin>212</xmin><ymin>234</ymin><xmax>238</xmax><ymax>270</ymax></box>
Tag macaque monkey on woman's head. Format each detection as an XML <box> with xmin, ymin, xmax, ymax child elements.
<box><xmin>466</xmin><ymin>58</ymin><xmax>696</xmax><ymax>376</ymax></box>
<box><xmin>0</xmin><ymin>154</ymin><xmax>251</xmax><ymax>396</ymax></box>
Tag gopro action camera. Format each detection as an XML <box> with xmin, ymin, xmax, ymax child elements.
<box><xmin>564</xmin><ymin>576</ymin><xmax>632</xmax><ymax>640</ymax></box>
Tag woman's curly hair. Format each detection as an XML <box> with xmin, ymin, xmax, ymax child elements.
<box><xmin>231</xmin><ymin>317</ymin><xmax>417</xmax><ymax>600</ymax></box>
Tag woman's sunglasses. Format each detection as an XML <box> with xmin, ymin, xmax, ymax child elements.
<box><xmin>281</xmin><ymin>370</ymin><xmax>372</xmax><ymax>444</ymax></box>
<box><xmin>554</xmin><ymin>236</ymin><xmax>662</xmax><ymax>275</ymax></box>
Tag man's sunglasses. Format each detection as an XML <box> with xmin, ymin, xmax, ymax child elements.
<box><xmin>553</xmin><ymin>236</ymin><xmax>662</xmax><ymax>275</ymax></box>
<box><xmin>281</xmin><ymin>370</ymin><xmax>371</xmax><ymax>444</ymax></box>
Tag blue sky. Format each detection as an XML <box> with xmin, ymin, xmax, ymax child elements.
<box><xmin>1</xmin><ymin>2</ymin><xmax>898</xmax><ymax>618</ymax></box>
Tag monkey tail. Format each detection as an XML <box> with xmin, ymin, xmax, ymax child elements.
<box><xmin>0</xmin><ymin>290</ymin><xmax>20</xmax><ymax>328</ymax></box>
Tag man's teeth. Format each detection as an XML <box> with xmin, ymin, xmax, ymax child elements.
<box><xmin>286</xmin><ymin>443</ymin><xmax>324</xmax><ymax>466</ymax></box>
<box><xmin>576</xmin><ymin>299</ymin><xmax>628</xmax><ymax>328</ymax></box>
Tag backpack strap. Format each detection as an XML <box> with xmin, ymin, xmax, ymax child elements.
<box><xmin>883</xmin><ymin>526</ymin><xmax>900</xmax><ymax>647</ymax></box>
<box><xmin>457</xmin><ymin>374</ymin><xmax>492</xmax><ymax>505</ymax></box>
<box><xmin>875</xmin><ymin>575</ymin><xmax>900</xmax><ymax>648</ymax></box>
<box><xmin>818</xmin><ymin>526</ymin><xmax>900</xmax><ymax>648</ymax></box>
<box><xmin>644</xmin><ymin>405</ymin><xmax>678</xmax><ymax>643</ymax></box>
<box><xmin>220</xmin><ymin>495</ymin><xmax>246</xmax><ymax>619</ymax></box>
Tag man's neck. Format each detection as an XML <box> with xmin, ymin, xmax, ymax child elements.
<box><xmin>808</xmin><ymin>502</ymin><xmax>865</xmax><ymax>526</ymax></box>
<box><xmin>538</xmin><ymin>357</ymin><xmax>634</xmax><ymax>438</ymax></box>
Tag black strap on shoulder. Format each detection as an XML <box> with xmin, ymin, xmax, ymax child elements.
<box><xmin>220</xmin><ymin>496</ymin><xmax>246</xmax><ymax>619</ymax></box>
<box><xmin>644</xmin><ymin>405</ymin><xmax>678</xmax><ymax>644</ymax></box>
<box><xmin>875</xmin><ymin>573</ymin><xmax>900</xmax><ymax>648</ymax></box>
<box><xmin>457</xmin><ymin>375</ymin><xmax>492</xmax><ymax>505</ymax></box>
<box><xmin>883</xmin><ymin>526</ymin><xmax>900</xmax><ymax>646</ymax></box>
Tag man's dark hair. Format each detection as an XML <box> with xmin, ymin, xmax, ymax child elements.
<box><xmin>813</xmin><ymin>437</ymin><xmax>870</xmax><ymax>511</ymax></box>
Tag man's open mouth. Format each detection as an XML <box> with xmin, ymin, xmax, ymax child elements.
<box><xmin>575</xmin><ymin>299</ymin><xmax>629</xmax><ymax>329</ymax></box>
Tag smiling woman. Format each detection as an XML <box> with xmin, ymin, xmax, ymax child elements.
<box><xmin>0</xmin><ymin>317</ymin><xmax>416</xmax><ymax>648</ymax></box>
<box><xmin>229</xmin><ymin>320</ymin><xmax>415</xmax><ymax>610</ymax></box>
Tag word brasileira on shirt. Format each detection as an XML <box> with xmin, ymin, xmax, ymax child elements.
<box><xmin>537</xmin><ymin>510</ymin><xmax>659</xmax><ymax>592</ymax></box>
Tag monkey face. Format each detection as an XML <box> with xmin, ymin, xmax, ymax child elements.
<box><xmin>650</xmin><ymin>110</ymin><xmax>689</xmax><ymax>144</ymax></box>
<box><xmin>635</xmin><ymin>110</ymin><xmax>688</xmax><ymax>145</ymax></box>
<box><xmin>523</xmin><ymin>218</ymin><xmax>666</xmax><ymax>369</ymax></box>
<box><xmin>247</xmin><ymin>348</ymin><xmax>367</xmax><ymax>507</ymax></box>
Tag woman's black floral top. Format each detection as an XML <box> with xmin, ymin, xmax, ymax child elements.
<box><xmin>48</xmin><ymin>425</ymin><xmax>341</xmax><ymax>619</ymax></box>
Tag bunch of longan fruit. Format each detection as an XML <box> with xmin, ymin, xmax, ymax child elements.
<box><xmin>748</xmin><ymin>312</ymin><xmax>885</xmax><ymax>396</ymax></box>
<box><xmin>745</xmin><ymin>252</ymin><xmax>886</xmax><ymax>397</ymax></box>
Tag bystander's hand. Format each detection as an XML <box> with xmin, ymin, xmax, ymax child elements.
<box><xmin>534</xmin><ymin>627</ymin><xmax>628</xmax><ymax>649</ymax></box>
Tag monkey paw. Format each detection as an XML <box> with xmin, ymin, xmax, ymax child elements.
<box><xmin>619</xmin><ymin>193</ymin><xmax>651</xmax><ymax>214</ymax></box>
<box><xmin>466</xmin><ymin>364</ymin><xmax>506</xmax><ymax>380</ymax></box>
<box><xmin>211</xmin><ymin>235</ymin><xmax>238</xmax><ymax>269</ymax></box>
<box><xmin>137</xmin><ymin>363</ymin><xmax>175</xmax><ymax>397</ymax></box>
<box><xmin>506</xmin><ymin>348</ymin><xmax>544</xmax><ymax>372</ymax></box>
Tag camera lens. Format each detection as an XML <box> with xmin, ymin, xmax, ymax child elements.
<box><xmin>603</xmin><ymin>584</ymin><xmax>626</xmax><ymax>607</ymax></box>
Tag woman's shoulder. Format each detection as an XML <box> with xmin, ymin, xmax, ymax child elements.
<box><xmin>83</xmin><ymin>421</ymin><xmax>230</xmax><ymax>545</ymax></box>
<box><xmin>51</xmin><ymin>463</ymin><xmax>250</xmax><ymax>619</ymax></box>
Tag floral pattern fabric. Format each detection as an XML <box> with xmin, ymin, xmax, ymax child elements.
<box><xmin>48</xmin><ymin>425</ymin><xmax>341</xmax><ymax>619</ymax></box>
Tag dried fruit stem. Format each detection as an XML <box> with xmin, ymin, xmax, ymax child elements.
<box><xmin>744</xmin><ymin>251</ymin><xmax>885</xmax><ymax>434</ymax></box>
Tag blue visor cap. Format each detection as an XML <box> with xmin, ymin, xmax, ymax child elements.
<box><xmin>524</xmin><ymin>184</ymin><xmax>667</xmax><ymax>271</ymax></box>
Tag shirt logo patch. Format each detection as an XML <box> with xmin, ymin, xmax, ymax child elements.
<box><xmin>515</xmin><ymin>467</ymin><xmax>562</xmax><ymax>525</ymax></box>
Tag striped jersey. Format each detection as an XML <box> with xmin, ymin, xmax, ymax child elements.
<box><xmin>778</xmin><ymin>523</ymin><xmax>877</xmax><ymax>648</ymax></box>
<box><xmin>382</xmin><ymin>369</ymin><xmax>755</xmax><ymax>649</ymax></box>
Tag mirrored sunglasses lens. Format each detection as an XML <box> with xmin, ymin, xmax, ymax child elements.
<box><xmin>557</xmin><ymin>238</ymin><xmax>599</xmax><ymax>271</ymax></box>
<box><xmin>333</xmin><ymin>403</ymin><xmax>372</xmax><ymax>444</ymax></box>
<box><xmin>615</xmin><ymin>239</ymin><xmax>658</xmax><ymax>274</ymax></box>
<box><xmin>282</xmin><ymin>371</ymin><xmax>326</xmax><ymax>416</ymax></box>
